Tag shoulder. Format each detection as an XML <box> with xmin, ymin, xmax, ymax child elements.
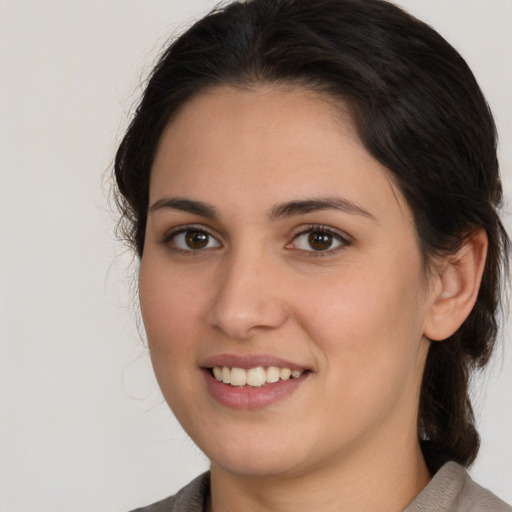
<box><xmin>129</xmin><ymin>472</ymin><xmax>210</xmax><ymax>512</ymax></box>
<box><xmin>406</xmin><ymin>461</ymin><xmax>511</xmax><ymax>512</ymax></box>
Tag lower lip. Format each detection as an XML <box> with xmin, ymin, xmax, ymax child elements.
<box><xmin>203</xmin><ymin>370</ymin><xmax>309</xmax><ymax>410</ymax></box>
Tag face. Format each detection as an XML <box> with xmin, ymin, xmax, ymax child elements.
<box><xmin>139</xmin><ymin>86</ymin><xmax>434</xmax><ymax>479</ymax></box>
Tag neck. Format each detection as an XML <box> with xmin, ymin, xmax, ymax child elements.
<box><xmin>207</xmin><ymin>436</ymin><xmax>430</xmax><ymax>512</ymax></box>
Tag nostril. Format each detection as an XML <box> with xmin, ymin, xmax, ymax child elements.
<box><xmin>206</xmin><ymin>295</ymin><xmax>289</xmax><ymax>340</ymax></box>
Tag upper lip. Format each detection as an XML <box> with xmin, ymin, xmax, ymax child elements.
<box><xmin>201</xmin><ymin>354</ymin><xmax>308</xmax><ymax>371</ymax></box>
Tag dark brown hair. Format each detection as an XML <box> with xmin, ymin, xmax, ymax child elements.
<box><xmin>114</xmin><ymin>0</ymin><xmax>509</xmax><ymax>468</ymax></box>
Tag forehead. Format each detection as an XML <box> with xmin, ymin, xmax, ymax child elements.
<box><xmin>150</xmin><ymin>85</ymin><xmax>410</xmax><ymax>224</ymax></box>
<box><xmin>153</xmin><ymin>84</ymin><xmax>356</xmax><ymax>172</ymax></box>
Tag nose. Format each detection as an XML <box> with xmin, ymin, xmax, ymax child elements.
<box><xmin>206</xmin><ymin>252</ymin><xmax>289</xmax><ymax>340</ymax></box>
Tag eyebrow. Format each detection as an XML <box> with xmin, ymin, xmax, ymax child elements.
<box><xmin>148</xmin><ymin>195</ymin><xmax>374</xmax><ymax>221</ymax></box>
<box><xmin>269</xmin><ymin>197</ymin><xmax>374</xmax><ymax>221</ymax></box>
<box><xmin>149</xmin><ymin>197</ymin><xmax>218</xmax><ymax>218</ymax></box>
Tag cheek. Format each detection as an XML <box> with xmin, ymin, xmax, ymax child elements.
<box><xmin>301</xmin><ymin>276</ymin><xmax>428</xmax><ymax>440</ymax></box>
<box><xmin>138</xmin><ymin>259</ymin><xmax>210</xmax><ymax>422</ymax></box>
<box><xmin>297</xmin><ymin>268</ymin><xmax>418</xmax><ymax>337</ymax></box>
<box><xmin>138</xmin><ymin>258</ymin><xmax>206</xmax><ymax>359</ymax></box>
<box><xmin>295</xmin><ymin>261</ymin><xmax>427</xmax><ymax>386</ymax></box>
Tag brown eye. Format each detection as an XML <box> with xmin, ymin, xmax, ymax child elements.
<box><xmin>185</xmin><ymin>230</ymin><xmax>209</xmax><ymax>249</ymax></box>
<box><xmin>289</xmin><ymin>227</ymin><xmax>347</xmax><ymax>253</ymax></box>
<box><xmin>168</xmin><ymin>228</ymin><xmax>221</xmax><ymax>251</ymax></box>
<box><xmin>308</xmin><ymin>231</ymin><xmax>334</xmax><ymax>251</ymax></box>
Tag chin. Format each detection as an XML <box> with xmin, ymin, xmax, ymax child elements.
<box><xmin>199</xmin><ymin>430</ymin><xmax>310</xmax><ymax>478</ymax></box>
<box><xmin>211</xmin><ymin>452</ymin><xmax>306</xmax><ymax>479</ymax></box>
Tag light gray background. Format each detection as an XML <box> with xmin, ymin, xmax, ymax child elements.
<box><xmin>0</xmin><ymin>1</ymin><xmax>510</xmax><ymax>511</ymax></box>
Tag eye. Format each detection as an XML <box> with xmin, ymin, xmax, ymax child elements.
<box><xmin>288</xmin><ymin>227</ymin><xmax>348</xmax><ymax>253</ymax></box>
<box><xmin>166</xmin><ymin>227</ymin><xmax>221</xmax><ymax>251</ymax></box>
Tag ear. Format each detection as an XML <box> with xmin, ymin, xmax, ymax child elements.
<box><xmin>423</xmin><ymin>229</ymin><xmax>488</xmax><ymax>341</ymax></box>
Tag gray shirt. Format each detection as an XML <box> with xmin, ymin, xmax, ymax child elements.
<box><xmin>131</xmin><ymin>462</ymin><xmax>511</xmax><ymax>512</ymax></box>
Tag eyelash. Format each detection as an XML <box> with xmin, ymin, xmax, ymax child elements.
<box><xmin>162</xmin><ymin>225</ymin><xmax>221</xmax><ymax>254</ymax></box>
<box><xmin>287</xmin><ymin>225</ymin><xmax>351</xmax><ymax>256</ymax></box>
<box><xmin>162</xmin><ymin>224</ymin><xmax>351</xmax><ymax>256</ymax></box>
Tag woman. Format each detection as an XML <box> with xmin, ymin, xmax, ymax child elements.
<box><xmin>114</xmin><ymin>0</ymin><xmax>510</xmax><ymax>510</ymax></box>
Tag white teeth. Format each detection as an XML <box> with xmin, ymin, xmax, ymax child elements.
<box><xmin>221</xmin><ymin>366</ymin><xmax>231</xmax><ymax>384</ymax></box>
<box><xmin>212</xmin><ymin>366</ymin><xmax>304</xmax><ymax>387</ymax></box>
<box><xmin>279</xmin><ymin>368</ymin><xmax>291</xmax><ymax>380</ymax></box>
<box><xmin>212</xmin><ymin>366</ymin><xmax>222</xmax><ymax>380</ymax></box>
<box><xmin>266</xmin><ymin>366</ymin><xmax>280</xmax><ymax>383</ymax></box>
<box><xmin>230</xmin><ymin>367</ymin><xmax>247</xmax><ymax>386</ymax></box>
<box><xmin>247</xmin><ymin>367</ymin><xmax>266</xmax><ymax>387</ymax></box>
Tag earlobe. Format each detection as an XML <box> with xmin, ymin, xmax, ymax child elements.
<box><xmin>423</xmin><ymin>229</ymin><xmax>488</xmax><ymax>341</ymax></box>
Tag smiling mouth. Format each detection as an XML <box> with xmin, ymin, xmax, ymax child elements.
<box><xmin>210</xmin><ymin>366</ymin><xmax>305</xmax><ymax>387</ymax></box>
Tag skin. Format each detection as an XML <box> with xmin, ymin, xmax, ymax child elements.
<box><xmin>138</xmin><ymin>85</ymin><xmax>485</xmax><ymax>512</ymax></box>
